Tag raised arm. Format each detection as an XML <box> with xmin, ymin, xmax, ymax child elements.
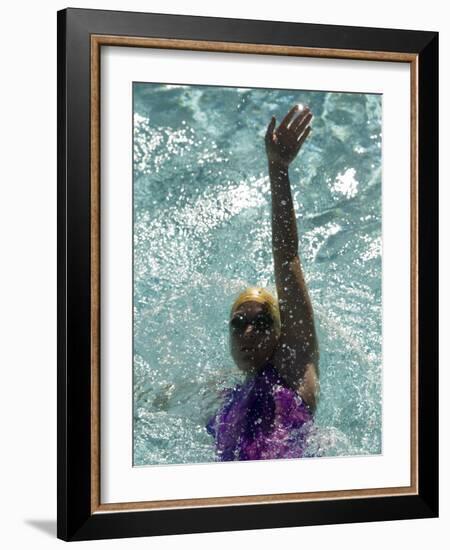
<box><xmin>265</xmin><ymin>104</ymin><xmax>319</xmax><ymax>411</ymax></box>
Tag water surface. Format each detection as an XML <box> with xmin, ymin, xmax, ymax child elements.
<box><xmin>132</xmin><ymin>83</ymin><xmax>382</xmax><ymax>466</ymax></box>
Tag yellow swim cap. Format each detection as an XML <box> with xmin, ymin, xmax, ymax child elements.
<box><xmin>230</xmin><ymin>287</ymin><xmax>281</xmax><ymax>336</ymax></box>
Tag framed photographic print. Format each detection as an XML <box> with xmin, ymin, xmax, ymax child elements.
<box><xmin>57</xmin><ymin>7</ymin><xmax>438</xmax><ymax>542</ymax></box>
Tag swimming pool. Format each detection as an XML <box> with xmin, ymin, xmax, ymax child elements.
<box><xmin>132</xmin><ymin>83</ymin><xmax>382</xmax><ymax>466</ymax></box>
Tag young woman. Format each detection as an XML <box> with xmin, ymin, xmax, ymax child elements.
<box><xmin>206</xmin><ymin>104</ymin><xmax>320</xmax><ymax>461</ymax></box>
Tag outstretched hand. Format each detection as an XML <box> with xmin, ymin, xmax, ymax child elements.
<box><xmin>265</xmin><ymin>104</ymin><xmax>312</xmax><ymax>169</ymax></box>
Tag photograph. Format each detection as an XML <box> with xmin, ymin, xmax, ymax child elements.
<box><xmin>132</xmin><ymin>83</ymin><xmax>382</xmax><ymax>466</ymax></box>
<box><xmin>55</xmin><ymin>6</ymin><xmax>438</xmax><ymax>541</ymax></box>
<box><xmin>0</xmin><ymin>0</ymin><xmax>445</xmax><ymax>546</ymax></box>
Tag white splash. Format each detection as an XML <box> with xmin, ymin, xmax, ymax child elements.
<box><xmin>330</xmin><ymin>167</ymin><xmax>359</xmax><ymax>199</ymax></box>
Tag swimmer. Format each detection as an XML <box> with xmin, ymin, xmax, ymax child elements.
<box><xmin>206</xmin><ymin>104</ymin><xmax>319</xmax><ymax>461</ymax></box>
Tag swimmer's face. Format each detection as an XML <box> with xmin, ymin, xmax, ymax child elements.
<box><xmin>229</xmin><ymin>301</ymin><xmax>279</xmax><ymax>375</ymax></box>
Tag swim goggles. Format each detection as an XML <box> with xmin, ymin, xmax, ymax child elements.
<box><xmin>230</xmin><ymin>312</ymin><xmax>274</xmax><ymax>333</ymax></box>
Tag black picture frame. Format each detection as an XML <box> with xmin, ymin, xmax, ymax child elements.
<box><xmin>57</xmin><ymin>7</ymin><xmax>438</xmax><ymax>542</ymax></box>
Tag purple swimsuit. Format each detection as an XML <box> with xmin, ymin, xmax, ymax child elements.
<box><xmin>206</xmin><ymin>362</ymin><xmax>314</xmax><ymax>461</ymax></box>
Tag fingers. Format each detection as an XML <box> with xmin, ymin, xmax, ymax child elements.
<box><xmin>278</xmin><ymin>104</ymin><xmax>312</xmax><ymax>140</ymax></box>
<box><xmin>296</xmin><ymin>125</ymin><xmax>311</xmax><ymax>148</ymax></box>
<box><xmin>291</xmin><ymin>110</ymin><xmax>312</xmax><ymax>136</ymax></box>
<box><xmin>278</xmin><ymin>104</ymin><xmax>301</xmax><ymax>132</ymax></box>
<box><xmin>265</xmin><ymin>116</ymin><xmax>276</xmax><ymax>147</ymax></box>
<box><xmin>265</xmin><ymin>106</ymin><xmax>312</xmax><ymax>156</ymax></box>
<box><xmin>266</xmin><ymin>116</ymin><xmax>276</xmax><ymax>137</ymax></box>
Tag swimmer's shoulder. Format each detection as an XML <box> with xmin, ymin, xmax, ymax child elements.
<box><xmin>272</xmin><ymin>353</ymin><xmax>319</xmax><ymax>413</ymax></box>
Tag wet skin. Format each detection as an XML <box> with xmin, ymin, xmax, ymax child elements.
<box><xmin>227</xmin><ymin>104</ymin><xmax>319</xmax><ymax>411</ymax></box>
<box><xmin>229</xmin><ymin>300</ymin><xmax>280</xmax><ymax>378</ymax></box>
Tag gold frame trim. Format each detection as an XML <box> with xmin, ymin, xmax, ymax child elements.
<box><xmin>90</xmin><ymin>35</ymin><xmax>419</xmax><ymax>514</ymax></box>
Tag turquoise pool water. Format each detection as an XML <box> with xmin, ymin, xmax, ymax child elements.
<box><xmin>132</xmin><ymin>83</ymin><xmax>382</xmax><ymax>466</ymax></box>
